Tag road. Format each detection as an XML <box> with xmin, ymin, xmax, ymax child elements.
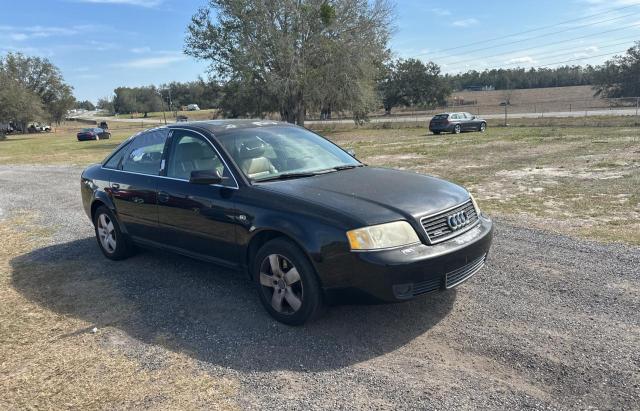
<box><xmin>1</xmin><ymin>164</ymin><xmax>638</xmax><ymax>409</ymax></box>
<box><xmin>76</xmin><ymin>107</ymin><xmax>640</xmax><ymax>126</ymax></box>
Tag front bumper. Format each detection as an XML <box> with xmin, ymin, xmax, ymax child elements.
<box><xmin>325</xmin><ymin>214</ymin><xmax>493</xmax><ymax>302</ymax></box>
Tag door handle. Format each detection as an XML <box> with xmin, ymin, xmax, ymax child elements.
<box><xmin>158</xmin><ymin>191</ymin><xmax>169</xmax><ymax>203</ymax></box>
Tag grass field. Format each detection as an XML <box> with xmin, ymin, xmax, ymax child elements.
<box><xmin>1</xmin><ymin>123</ymin><xmax>638</xmax><ymax>244</ymax></box>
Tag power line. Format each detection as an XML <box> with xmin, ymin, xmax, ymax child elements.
<box><xmin>533</xmin><ymin>49</ymin><xmax>627</xmax><ymax>67</ymax></box>
<box><xmin>441</xmin><ymin>22</ymin><xmax>640</xmax><ymax>67</ymax></box>
<box><xmin>427</xmin><ymin>3</ymin><xmax>640</xmax><ymax>54</ymax></box>
<box><xmin>503</xmin><ymin>41</ymin><xmax>636</xmax><ymax>66</ymax></box>
<box><xmin>419</xmin><ymin>11</ymin><xmax>640</xmax><ymax>61</ymax></box>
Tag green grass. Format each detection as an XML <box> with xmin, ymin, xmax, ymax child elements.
<box><xmin>0</xmin><ymin>123</ymin><xmax>145</xmax><ymax>165</ymax></box>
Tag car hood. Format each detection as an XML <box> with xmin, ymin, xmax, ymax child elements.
<box><xmin>256</xmin><ymin>167</ymin><xmax>470</xmax><ymax>226</ymax></box>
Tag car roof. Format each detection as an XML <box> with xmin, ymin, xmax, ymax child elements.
<box><xmin>167</xmin><ymin>119</ymin><xmax>291</xmax><ymax>135</ymax></box>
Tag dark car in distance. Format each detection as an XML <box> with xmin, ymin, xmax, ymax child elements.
<box><xmin>429</xmin><ymin>112</ymin><xmax>486</xmax><ymax>135</ymax></box>
<box><xmin>77</xmin><ymin>127</ymin><xmax>111</xmax><ymax>141</ymax></box>
<box><xmin>81</xmin><ymin>120</ymin><xmax>493</xmax><ymax>325</ymax></box>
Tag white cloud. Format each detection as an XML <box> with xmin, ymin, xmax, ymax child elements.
<box><xmin>431</xmin><ymin>8</ymin><xmax>451</xmax><ymax>16</ymax></box>
<box><xmin>75</xmin><ymin>0</ymin><xmax>163</xmax><ymax>7</ymax></box>
<box><xmin>506</xmin><ymin>56</ymin><xmax>536</xmax><ymax>65</ymax></box>
<box><xmin>10</xmin><ymin>33</ymin><xmax>29</xmax><ymax>41</ymax></box>
<box><xmin>114</xmin><ymin>53</ymin><xmax>186</xmax><ymax>68</ymax></box>
<box><xmin>452</xmin><ymin>18</ymin><xmax>479</xmax><ymax>27</ymax></box>
<box><xmin>130</xmin><ymin>46</ymin><xmax>151</xmax><ymax>53</ymax></box>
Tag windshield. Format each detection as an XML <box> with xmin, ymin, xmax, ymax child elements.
<box><xmin>218</xmin><ymin>126</ymin><xmax>361</xmax><ymax>182</ymax></box>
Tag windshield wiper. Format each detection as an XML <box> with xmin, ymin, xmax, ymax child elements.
<box><xmin>254</xmin><ymin>172</ymin><xmax>320</xmax><ymax>182</ymax></box>
<box><xmin>332</xmin><ymin>164</ymin><xmax>362</xmax><ymax>171</ymax></box>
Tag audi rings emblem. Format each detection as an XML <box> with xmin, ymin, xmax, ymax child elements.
<box><xmin>447</xmin><ymin>211</ymin><xmax>469</xmax><ymax>230</ymax></box>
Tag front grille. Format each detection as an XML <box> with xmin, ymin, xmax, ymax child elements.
<box><xmin>420</xmin><ymin>200</ymin><xmax>479</xmax><ymax>244</ymax></box>
<box><xmin>412</xmin><ymin>277</ymin><xmax>442</xmax><ymax>296</ymax></box>
<box><xmin>445</xmin><ymin>254</ymin><xmax>486</xmax><ymax>289</ymax></box>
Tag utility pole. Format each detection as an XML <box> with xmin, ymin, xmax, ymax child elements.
<box><xmin>504</xmin><ymin>103</ymin><xmax>507</xmax><ymax>126</ymax></box>
<box><xmin>636</xmin><ymin>97</ymin><xmax>639</xmax><ymax>117</ymax></box>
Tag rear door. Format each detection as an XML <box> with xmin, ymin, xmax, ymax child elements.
<box><xmin>156</xmin><ymin>129</ymin><xmax>240</xmax><ymax>266</ymax></box>
<box><xmin>109</xmin><ymin>128</ymin><xmax>169</xmax><ymax>241</ymax></box>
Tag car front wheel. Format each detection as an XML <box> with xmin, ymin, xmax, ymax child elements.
<box><xmin>254</xmin><ymin>238</ymin><xmax>324</xmax><ymax>325</ymax></box>
<box><xmin>453</xmin><ymin>124</ymin><xmax>461</xmax><ymax>134</ymax></box>
<box><xmin>479</xmin><ymin>122</ymin><xmax>486</xmax><ymax>132</ymax></box>
<box><xmin>93</xmin><ymin>206</ymin><xmax>133</xmax><ymax>260</ymax></box>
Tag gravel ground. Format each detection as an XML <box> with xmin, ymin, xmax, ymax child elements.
<box><xmin>1</xmin><ymin>164</ymin><xmax>639</xmax><ymax>410</ymax></box>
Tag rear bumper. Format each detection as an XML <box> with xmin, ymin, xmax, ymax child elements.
<box><xmin>324</xmin><ymin>214</ymin><xmax>493</xmax><ymax>303</ymax></box>
<box><xmin>429</xmin><ymin>124</ymin><xmax>453</xmax><ymax>132</ymax></box>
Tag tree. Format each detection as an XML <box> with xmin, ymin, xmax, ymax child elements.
<box><xmin>185</xmin><ymin>0</ymin><xmax>394</xmax><ymax>125</ymax></box>
<box><xmin>0</xmin><ymin>71</ymin><xmax>44</xmax><ymax>132</ymax></box>
<box><xmin>76</xmin><ymin>100</ymin><xmax>96</xmax><ymax>111</ymax></box>
<box><xmin>0</xmin><ymin>52</ymin><xmax>75</xmax><ymax>124</ymax></box>
<box><xmin>97</xmin><ymin>97</ymin><xmax>115</xmax><ymax>114</ymax></box>
<box><xmin>593</xmin><ymin>41</ymin><xmax>640</xmax><ymax>98</ymax></box>
<box><xmin>378</xmin><ymin>58</ymin><xmax>450</xmax><ymax>113</ymax></box>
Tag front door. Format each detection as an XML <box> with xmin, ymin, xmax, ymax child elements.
<box><xmin>157</xmin><ymin>129</ymin><xmax>240</xmax><ymax>266</ymax></box>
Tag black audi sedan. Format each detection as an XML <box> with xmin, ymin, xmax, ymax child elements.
<box><xmin>429</xmin><ymin>112</ymin><xmax>486</xmax><ymax>135</ymax></box>
<box><xmin>81</xmin><ymin>120</ymin><xmax>493</xmax><ymax>325</ymax></box>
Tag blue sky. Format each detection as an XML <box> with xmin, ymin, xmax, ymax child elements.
<box><xmin>1</xmin><ymin>0</ymin><xmax>639</xmax><ymax>102</ymax></box>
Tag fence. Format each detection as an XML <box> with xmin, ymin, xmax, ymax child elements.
<box><xmin>306</xmin><ymin>96</ymin><xmax>640</xmax><ymax>127</ymax></box>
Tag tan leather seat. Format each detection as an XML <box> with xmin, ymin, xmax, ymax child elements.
<box><xmin>238</xmin><ymin>141</ymin><xmax>277</xmax><ymax>179</ymax></box>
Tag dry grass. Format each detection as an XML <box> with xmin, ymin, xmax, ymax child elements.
<box><xmin>0</xmin><ymin>215</ymin><xmax>238</xmax><ymax>409</ymax></box>
<box><xmin>330</xmin><ymin>126</ymin><xmax>640</xmax><ymax>245</ymax></box>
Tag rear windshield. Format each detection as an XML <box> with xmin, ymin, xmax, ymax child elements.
<box><xmin>433</xmin><ymin>114</ymin><xmax>449</xmax><ymax>119</ymax></box>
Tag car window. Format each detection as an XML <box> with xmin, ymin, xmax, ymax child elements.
<box><xmin>121</xmin><ymin>129</ymin><xmax>168</xmax><ymax>175</ymax></box>
<box><xmin>450</xmin><ymin>113</ymin><xmax>458</xmax><ymax>120</ymax></box>
<box><xmin>217</xmin><ymin>125</ymin><xmax>360</xmax><ymax>182</ymax></box>
<box><xmin>104</xmin><ymin>146</ymin><xmax>126</xmax><ymax>169</ymax></box>
<box><xmin>167</xmin><ymin>131</ymin><xmax>234</xmax><ymax>186</ymax></box>
<box><xmin>433</xmin><ymin>114</ymin><xmax>448</xmax><ymax>120</ymax></box>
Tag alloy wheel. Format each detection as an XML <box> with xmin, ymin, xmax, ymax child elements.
<box><xmin>259</xmin><ymin>254</ymin><xmax>303</xmax><ymax>314</ymax></box>
<box><xmin>97</xmin><ymin>213</ymin><xmax>117</xmax><ymax>253</ymax></box>
<box><xmin>480</xmin><ymin>123</ymin><xmax>486</xmax><ymax>132</ymax></box>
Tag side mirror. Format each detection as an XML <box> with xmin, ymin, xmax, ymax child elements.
<box><xmin>347</xmin><ymin>149</ymin><xmax>356</xmax><ymax>158</ymax></box>
<box><xmin>190</xmin><ymin>170</ymin><xmax>223</xmax><ymax>185</ymax></box>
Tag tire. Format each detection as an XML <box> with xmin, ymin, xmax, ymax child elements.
<box><xmin>253</xmin><ymin>238</ymin><xmax>324</xmax><ymax>325</ymax></box>
<box><xmin>93</xmin><ymin>206</ymin><xmax>133</xmax><ymax>260</ymax></box>
<box><xmin>479</xmin><ymin>122</ymin><xmax>486</xmax><ymax>132</ymax></box>
<box><xmin>453</xmin><ymin>124</ymin><xmax>461</xmax><ymax>134</ymax></box>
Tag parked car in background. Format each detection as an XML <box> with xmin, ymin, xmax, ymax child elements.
<box><xmin>99</xmin><ymin>121</ymin><xmax>109</xmax><ymax>130</ymax></box>
<box><xmin>77</xmin><ymin>127</ymin><xmax>111</xmax><ymax>141</ymax></box>
<box><xmin>80</xmin><ymin>120</ymin><xmax>493</xmax><ymax>325</ymax></box>
<box><xmin>187</xmin><ymin>104</ymin><xmax>200</xmax><ymax>111</ymax></box>
<box><xmin>176</xmin><ymin>115</ymin><xmax>189</xmax><ymax>122</ymax></box>
<box><xmin>429</xmin><ymin>112</ymin><xmax>486</xmax><ymax>135</ymax></box>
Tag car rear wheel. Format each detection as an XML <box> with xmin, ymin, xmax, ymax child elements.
<box><xmin>93</xmin><ymin>206</ymin><xmax>133</xmax><ymax>260</ymax></box>
<box><xmin>254</xmin><ymin>238</ymin><xmax>324</xmax><ymax>325</ymax></box>
<box><xmin>479</xmin><ymin>122</ymin><xmax>486</xmax><ymax>132</ymax></box>
<box><xmin>453</xmin><ymin>124</ymin><xmax>461</xmax><ymax>134</ymax></box>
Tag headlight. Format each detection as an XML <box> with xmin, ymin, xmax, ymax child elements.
<box><xmin>347</xmin><ymin>221</ymin><xmax>420</xmax><ymax>251</ymax></box>
<box><xmin>469</xmin><ymin>192</ymin><xmax>481</xmax><ymax>214</ymax></box>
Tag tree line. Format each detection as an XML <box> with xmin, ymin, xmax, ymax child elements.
<box><xmin>0</xmin><ymin>53</ymin><xmax>75</xmax><ymax>133</ymax></box>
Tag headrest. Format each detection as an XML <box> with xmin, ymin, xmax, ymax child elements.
<box><xmin>175</xmin><ymin>142</ymin><xmax>205</xmax><ymax>160</ymax></box>
<box><xmin>238</xmin><ymin>140</ymin><xmax>266</xmax><ymax>159</ymax></box>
